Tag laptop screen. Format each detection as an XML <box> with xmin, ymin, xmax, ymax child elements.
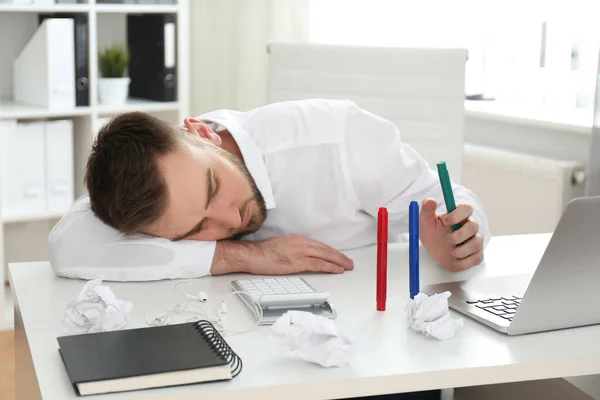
<box><xmin>586</xmin><ymin>51</ymin><xmax>600</xmax><ymax>196</ymax></box>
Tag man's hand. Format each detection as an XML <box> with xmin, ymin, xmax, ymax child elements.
<box><xmin>419</xmin><ymin>198</ymin><xmax>484</xmax><ymax>272</ymax></box>
<box><xmin>210</xmin><ymin>234</ymin><xmax>354</xmax><ymax>276</ymax></box>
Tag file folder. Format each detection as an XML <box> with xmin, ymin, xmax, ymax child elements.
<box><xmin>39</xmin><ymin>13</ymin><xmax>90</xmax><ymax>107</ymax></box>
<box><xmin>13</xmin><ymin>19</ymin><xmax>76</xmax><ymax>109</ymax></box>
<box><xmin>45</xmin><ymin>120</ymin><xmax>74</xmax><ymax>213</ymax></box>
<box><xmin>127</xmin><ymin>14</ymin><xmax>177</xmax><ymax>102</ymax></box>
<box><xmin>0</xmin><ymin>120</ymin><xmax>18</xmax><ymax>218</ymax></box>
<box><xmin>0</xmin><ymin>122</ymin><xmax>47</xmax><ymax>217</ymax></box>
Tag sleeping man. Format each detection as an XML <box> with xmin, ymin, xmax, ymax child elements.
<box><xmin>49</xmin><ymin>99</ymin><xmax>490</xmax><ymax>282</ymax></box>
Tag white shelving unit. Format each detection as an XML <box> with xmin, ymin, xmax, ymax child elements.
<box><xmin>0</xmin><ymin>0</ymin><xmax>190</xmax><ymax>291</ymax></box>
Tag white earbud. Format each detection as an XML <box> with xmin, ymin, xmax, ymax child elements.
<box><xmin>197</xmin><ymin>291</ymin><xmax>208</xmax><ymax>302</ymax></box>
<box><xmin>185</xmin><ymin>291</ymin><xmax>208</xmax><ymax>302</ymax></box>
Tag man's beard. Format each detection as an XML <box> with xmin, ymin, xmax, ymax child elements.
<box><xmin>217</xmin><ymin>147</ymin><xmax>268</xmax><ymax>239</ymax></box>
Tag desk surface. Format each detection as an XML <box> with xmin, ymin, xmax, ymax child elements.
<box><xmin>10</xmin><ymin>233</ymin><xmax>600</xmax><ymax>400</ymax></box>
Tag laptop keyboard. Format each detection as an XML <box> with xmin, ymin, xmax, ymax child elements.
<box><xmin>466</xmin><ymin>296</ymin><xmax>521</xmax><ymax>321</ymax></box>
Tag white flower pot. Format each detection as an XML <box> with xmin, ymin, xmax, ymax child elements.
<box><xmin>98</xmin><ymin>77</ymin><xmax>130</xmax><ymax>106</ymax></box>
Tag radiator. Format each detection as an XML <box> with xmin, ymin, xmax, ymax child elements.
<box><xmin>462</xmin><ymin>144</ymin><xmax>587</xmax><ymax>236</ymax></box>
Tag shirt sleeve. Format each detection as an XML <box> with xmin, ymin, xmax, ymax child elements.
<box><xmin>342</xmin><ymin>101</ymin><xmax>491</xmax><ymax>247</ymax></box>
<box><xmin>48</xmin><ymin>195</ymin><xmax>217</xmax><ymax>281</ymax></box>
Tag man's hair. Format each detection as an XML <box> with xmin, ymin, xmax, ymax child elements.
<box><xmin>85</xmin><ymin>112</ymin><xmax>190</xmax><ymax>234</ymax></box>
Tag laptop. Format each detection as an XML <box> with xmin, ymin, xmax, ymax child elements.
<box><xmin>421</xmin><ymin>196</ymin><xmax>600</xmax><ymax>335</ymax></box>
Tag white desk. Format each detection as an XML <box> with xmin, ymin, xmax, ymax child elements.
<box><xmin>9</xmin><ymin>233</ymin><xmax>600</xmax><ymax>400</ymax></box>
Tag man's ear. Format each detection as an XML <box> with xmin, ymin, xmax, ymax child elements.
<box><xmin>183</xmin><ymin>117</ymin><xmax>222</xmax><ymax>146</ymax></box>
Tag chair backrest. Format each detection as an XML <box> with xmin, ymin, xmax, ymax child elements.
<box><xmin>266</xmin><ymin>41</ymin><xmax>467</xmax><ymax>181</ymax></box>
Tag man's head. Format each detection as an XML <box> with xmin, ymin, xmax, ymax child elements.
<box><xmin>85</xmin><ymin>112</ymin><xmax>267</xmax><ymax>241</ymax></box>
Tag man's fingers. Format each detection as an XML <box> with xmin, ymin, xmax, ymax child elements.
<box><xmin>452</xmin><ymin>250</ymin><xmax>484</xmax><ymax>271</ymax></box>
<box><xmin>306</xmin><ymin>241</ymin><xmax>354</xmax><ymax>270</ymax></box>
<box><xmin>447</xmin><ymin>219</ymin><xmax>479</xmax><ymax>245</ymax></box>
<box><xmin>419</xmin><ymin>198</ymin><xmax>438</xmax><ymax>220</ymax></box>
<box><xmin>443</xmin><ymin>204</ymin><xmax>473</xmax><ymax>226</ymax></box>
<box><xmin>451</xmin><ymin>233</ymin><xmax>483</xmax><ymax>259</ymax></box>
<box><xmin>307</xmin><ymin>258</ymin><xmax>345</xmax><ymax>274</ymax></box>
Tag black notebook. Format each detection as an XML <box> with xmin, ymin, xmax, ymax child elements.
<box><xmin>57</xmin><ymin>320</ymin><xmax>242</xmax><ymax>396</ymax></box>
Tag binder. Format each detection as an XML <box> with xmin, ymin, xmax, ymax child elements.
<box><xmin>38</xmin><ymin>13</ymin><xmax>90</xmax><ymax>107</ymax></box>
<box><xmin>0</xmin><ymin>122</ymin><xmax>47</xmax><ymax>217</ymax></box>
<box><xmin>127</xmin><ymin>14</ymin><xmax>177</xmax><ymax>102</ymax></box>
<box><xmin>58</xmin><ymin>321</ymin><xmax>242</xmax><ymax>396</ymax></box>
<box><xmin>45</xmin><ymin>120</ymin><xmax>74</xmax><ymax>213</ymax></box>
<box><xmin>13</xmin><ymin>19</ymin><xmax>76</xmax><ymax>109</ymax></box>
<box><xmin>0</xmin><ymin>120</ymin><xmax>18</xmax><ymax>218</ymax></box>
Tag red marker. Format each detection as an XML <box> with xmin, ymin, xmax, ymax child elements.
<box><xmin>377</xmin><ymin>207</ymin><xmax>388</xmax><ymax>311</ymax></box>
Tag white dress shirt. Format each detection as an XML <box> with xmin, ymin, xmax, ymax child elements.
<box><xmin>49</xmin><ymin>99</ymin><xmax>491</xmax><ymax>281</ymax></box>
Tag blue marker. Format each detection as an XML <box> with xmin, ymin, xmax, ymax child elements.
<box><xmin>409</xmin><ymin>201</ymin><xmax>420</xmax><ymax>299</ymax></box>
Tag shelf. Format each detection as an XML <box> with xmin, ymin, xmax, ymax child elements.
<box><xmin>95</xmin><ymin>3</ymin><xmax>177</xmax><ymax>14</ymax></box>
<box><xmin>0</xmin><ymin>101</ymin><xmax>91</xmax><ymax>120</ymax></box>
<box><xmin>97</xmin><ymin>97</ymin><xmax>179</xmax><ymax>115</ymax></box>
<box><xmin>0</xmin><ymin>3</ymin><xmax>90</xmax><ymax>13</ymax></box>
<box><xmin>0</xmin><ymin>99</ymin><xmax>178</xmax><ymax>119</ymax></box>
<box><xmin>3</xmin><ymin>212</ymin><xmax>63</xmax><ymax>224</ymax></box>
<box><xmin>0</xmin><ymin>2</ymin><xmax>178</xmax><ymax>14</ymax></box>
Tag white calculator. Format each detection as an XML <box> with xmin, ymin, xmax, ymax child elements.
<box><xmin>231</xmin><ymin>277</ymin><xmax>331</xmax><ymax>309</ymax></box>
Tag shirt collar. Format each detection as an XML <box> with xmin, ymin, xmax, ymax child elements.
<box><xmin>195</xmin><ymin>110</ymin><xmax>276</xmax><ymax>210</ymax></box>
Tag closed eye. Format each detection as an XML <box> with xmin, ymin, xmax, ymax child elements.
<box><xmin>173</xmin><ymin>176</ymin><xmax>219</xmax><ymax>241</ymax></box>
<box><xmin>213</xmin><ymin>176</ymin><xmax>220</xmax><ymax>198</ymax></box>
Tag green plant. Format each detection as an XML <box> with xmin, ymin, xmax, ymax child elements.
<box><xmin>98</xmin><ymin>43</ymin><xmax>129</xmax><ymax>78</ymax></box>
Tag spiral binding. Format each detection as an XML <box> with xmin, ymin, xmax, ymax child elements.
<box><xmin>194</xmin><ymin>320</ymin><xmax>243</xmax><ymax>378</ymax></box>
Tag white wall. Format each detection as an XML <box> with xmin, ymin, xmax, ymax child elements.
<box><xmin>464</xmin><ymin>114</ymin><xmax>591</xmax><ymax>164</ymax></box>
<box><xmin>189</xmin><ymin>0</ymin><xmax>309</xmax><ymax>115</ymax></box>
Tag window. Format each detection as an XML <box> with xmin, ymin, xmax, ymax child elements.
<box><xmin>308</xmin><ymin>0</ymin><xmax>600</xmax><ymax>109</ymax></box>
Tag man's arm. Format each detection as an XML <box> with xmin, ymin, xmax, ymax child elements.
<box><xmin>50</xmin><ymin>197</ymin><xmax>353</xmax><ymax>281</ymax></box>
<box><xmin>49</xmin><ymin>196</ymin><xmax>217</xmax><ymax>281</ymax></box>
<box><xmin>211</xmin><ymin>234</ymin><xmax>354</xmax><ymax>276</ymax></box>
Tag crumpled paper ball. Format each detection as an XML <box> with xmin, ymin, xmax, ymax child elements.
<box><xmin>405</xmin><ymin>291</ymin><xmax>464</xmax><ymax>340</ymax></box>
<box><xmin>61</xmin><ymin>277</ymin><xmax>133</xmax><ymax>334</ymax></box>
<box><xmin>269</xmin><ymin>310</ymin><xmax>358</xmax><ymax>367</ymax></box>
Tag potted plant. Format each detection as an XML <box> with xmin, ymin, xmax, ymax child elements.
<box><xmin>98</xmin><ymin>43</ymin><xmax>130</xmax><ymax>106</ymax></box>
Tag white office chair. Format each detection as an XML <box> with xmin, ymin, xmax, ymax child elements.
<box><xmin>266</xmin><ymin>41</ymin><xmax>467</xmax><ymax>182</ymax></box>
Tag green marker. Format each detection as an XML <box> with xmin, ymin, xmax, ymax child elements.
<box><xmin>436</xmin><ymin>161</ymin><xmax>462</xmax><ymax>232</ymax></box>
